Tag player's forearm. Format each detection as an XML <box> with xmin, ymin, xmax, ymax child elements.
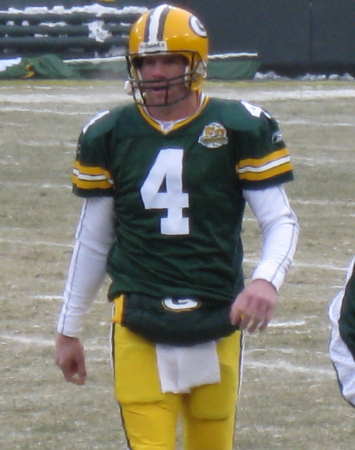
<box><xmin>57</xmin><ymin>238</ymin><xmax>109</xmax><ymax>337</ymax></box>
<box><xmin>57</xmin><ymin>197</ymin><xmax>115</xmax><ymax>337</ymax></box>
<box><xmin>252</xmin><ymin>215</ymin><xmax>299</xmax><ymax>290</ymax></box>
<box><xmin>243</xmin><ymin>186</ymin><xmax>299</xmax><ymax>291</ymax></box>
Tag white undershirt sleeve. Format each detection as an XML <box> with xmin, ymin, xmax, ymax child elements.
<box><xmin>243</xmin><ymin>186</ymin><xmax>299</xmax><ymax>291</ymax></box>
<box><xmin>56</xmin><ymin>197</ymin><xmax>115</xmax><ymax>337</ymax></box>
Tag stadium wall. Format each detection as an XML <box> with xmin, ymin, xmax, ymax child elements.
<box><xmin>1</xmin><ymin>0</ymin><xmax>355</xmax><ymax>75</ymax></box>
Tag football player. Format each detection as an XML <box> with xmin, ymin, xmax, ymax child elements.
<box><xmin>55</xmin><ymin>4</ymin><xmax>299</xmax><ymax>449</ymax></box>
<box><xmin>329</xmin><ymin>256</ymin><xmax>355</xmax><ymax>407</ymax></box>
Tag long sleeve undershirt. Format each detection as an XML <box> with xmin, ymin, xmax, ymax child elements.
<box><xmin>57</xmin><ymin>186</ymin><xmax>299</xmax><ymax>337</ymax></box>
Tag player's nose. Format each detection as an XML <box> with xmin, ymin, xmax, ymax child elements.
<box><xmin>150</xmin><ymin>60</ymin><xmax>168</xmax><ymax>78</ymax></box>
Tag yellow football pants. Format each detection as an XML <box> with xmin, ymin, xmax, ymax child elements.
<box><xmin>111</xmin><ymin>299</ymin><xmax>243</xmax><ymax>450</ymax></box>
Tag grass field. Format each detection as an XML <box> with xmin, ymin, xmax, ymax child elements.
<box><xmin>1</xmin><ymin>79</ymin><xmax>355</xmax><ymax>449</ymax></box>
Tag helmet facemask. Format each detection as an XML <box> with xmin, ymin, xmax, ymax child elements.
<box><xmin>126</xmin><ymin>50</ymin><xmax>207</xmax><ymax>107</ymax></box>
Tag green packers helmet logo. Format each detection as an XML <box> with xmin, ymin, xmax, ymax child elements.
<box><xmin>189</xmin><ymin>16</ymin><xmax>207</xmax><ymax>38</ymax></box>
<box><xmin>198</xmin><ymin>122</ymin><xmax>228</xmax><ymax>148</ymax></box>
<box><xmin>162</xmin><ymin>298</ymin><xmax>201</xmax><ymax>312</ymax></box>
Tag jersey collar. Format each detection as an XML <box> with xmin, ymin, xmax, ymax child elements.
<box><xmin>137</xmin><ymin>91</ymin><xmax>210</xmax><ymax>134</ymax></box>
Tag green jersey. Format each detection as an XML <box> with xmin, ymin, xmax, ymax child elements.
<box><xmin>73</xmin><ymin>96</ymin><xmax>293</xmax><ymax>303</ymax></box>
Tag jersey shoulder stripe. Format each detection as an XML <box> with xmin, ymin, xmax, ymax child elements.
<box><xmin>236</xmin><ymin>148</ymin><xmax>292</xmax><ymax>182</ymax></box>
<box><xmin>71</xmin><ymin>106</ymin><xmax>132</xmax><ymax>197</ymax></box>
<box><xmin>72</xmin><ymin>160</ymin><xmax>114</xmax><ymax>195</ymax></box>
<box><xmin>206</xmin><ymin>99</ymin><xmax>294</xmax><ymax>187</ymax></box>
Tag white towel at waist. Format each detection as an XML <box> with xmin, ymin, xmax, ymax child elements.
<box><xmin>156</xmin><ymin>341</ymin><xmax>221</xmax><ymax>394</ymax></box>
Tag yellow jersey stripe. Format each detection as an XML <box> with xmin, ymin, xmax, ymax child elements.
<box><xmin>72</xmin><ymin>161</ymin><xmax>113</xmax><ymax>190</ymax></box>
<box><xmin>236</xmin><ymin>147</ymin><xmax>292</xmax><ymax>181</ymax></box>
<box><xmin>238</xmin><ymin>161</ymin><xmax>293</xmax><ymax>181</ymax></box>
<box><xmin>237</xmin><ymin>148</ymin><xmax>290</xmax><ymax>170</ymax></box>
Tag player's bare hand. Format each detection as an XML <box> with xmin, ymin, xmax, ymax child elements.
<box><xmin>54</xmin><ymin>334</ymin><xmax>87</xmax><ymax>385</ymax></box>
<box><xmin>230</xmin><ymin>279</ymin><xmax>277</xmax><ymax>333</ymax></box>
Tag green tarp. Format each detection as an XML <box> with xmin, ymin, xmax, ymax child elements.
<box><xmin>0</xmin><ymin>54</ymin><xmax>80</xmax><ymax>79</ymax></box>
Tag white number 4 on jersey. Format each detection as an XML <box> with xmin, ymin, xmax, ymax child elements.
<box><xmin>140</xmin><ymin>148</ymin><xmax>190</xmax><ymax>235</ymax></box>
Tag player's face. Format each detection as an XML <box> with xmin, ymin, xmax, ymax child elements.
<box><xmin>138</xmin><ymin>54</ymin><xmax>190</xmax><ymax>107</ymax></box>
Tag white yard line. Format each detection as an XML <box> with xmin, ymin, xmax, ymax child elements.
<box><xmin>0</xmin><ymin>238</ymin><xmax>72</xmax><ymax>248</ymax></box>
<box><xmin>243</xmin><ymin>257</ymin><xmax>347</xmax><ymax>272</ymax></box>
<box><xmin>244</xmin><ymin>359</ymin><xmax>335</xmax><ymax>378</ymax></box>
<box><xmin>0</xmin><ymin>333</ymin><xmax>109</xmax><ymax>353</ymax></box>
<box><xmin>1</xmin><ymin>106</ymin><xmax>92</xmax><ymax>115</ymax></box>
<box><xmin>208</xmin><ymin>87</ymin><xmax>355</xmax><ymax>103</ymax></box>
<box><xmin>0</xmin><ymin>85</ymin><xmax>355</xmax><ymax>105</ymax></box>
<box><xmin>0</xmin><ymin>333</ymin><xmax>334</xmax><ymax>377</ymax></box>
<box><xmin>0</xmin><ymin>93</ymin><xmax>127</xmax><ymax>104</ymax></box>
<box><xmin>0</xmin><ymin>181</ymin><xmax>71</xmax><ymax>188</ymax></box>
<box><xmin>280</xmin><ymin>119</ymin><xmax>355</xmax><ymax>127</ymax></box>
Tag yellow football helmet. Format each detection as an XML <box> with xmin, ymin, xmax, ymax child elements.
<box><xmin>126</xmin><ymin>4</ymin><xmax>209</xmax><ymax>106</ymax></box>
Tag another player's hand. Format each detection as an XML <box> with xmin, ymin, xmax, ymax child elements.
<box><xmin>54</xmin><ymin>333</ymin><xmax>87</xmax><ymax>385</ymax></box>
<box><xmin>230</xmin><ymin>279</ymin><xmax>277</xmax><ymax>333</ymax></box>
